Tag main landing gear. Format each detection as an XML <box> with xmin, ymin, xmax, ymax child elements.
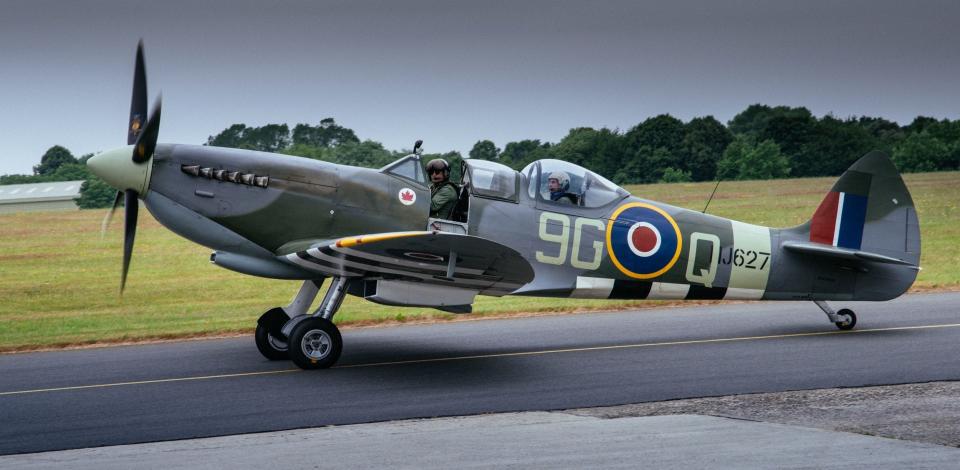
<box><xmin>255</xmin><ymin>307</ymin><xmax>291</xmax><ymax>360</ymax></box>
<box><xmin>814</xmin><ymin>300</ymin><xmax>857</xmax><ymax>330</ymax></box>
<box><xmin>254</xmin><ymin>277</ymin><xmax>349</xmax><ymax>370</ymax></box>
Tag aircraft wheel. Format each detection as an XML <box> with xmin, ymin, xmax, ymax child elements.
<box><xmin>288</xmin><ymin>317</ymin><xmax>342</xmax><ymax>370</ymax></box>
<box><xmin>255</xmin><ymin>308</ymin><xmax>290</xmax><ymax>360</ymax></box>
<box><xmin>834</xmin><ymin>308</ymin><xmax>857</xmax><ymax>330</ymax></box>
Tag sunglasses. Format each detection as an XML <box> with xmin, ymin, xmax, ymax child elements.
<box><xmin>428</xmin><ymin>169</ymin><xmax>446</xmax><ymax>174</ymax></box>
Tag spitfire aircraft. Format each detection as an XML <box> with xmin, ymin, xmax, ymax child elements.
<box><xmin>88</xmin><ymin>43</ymin><xmax>921</xmax><ymax>369</ymax></box>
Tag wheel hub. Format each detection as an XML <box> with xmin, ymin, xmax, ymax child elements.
<box><xmin>301</xmin><ymin>329</ymin><xmax>331</xmax><ymax>360</ymax></box>
<box><xmin>267</xmin><ymin>333</ymin><xmax>288</xmax><ymax>351</ymax></box>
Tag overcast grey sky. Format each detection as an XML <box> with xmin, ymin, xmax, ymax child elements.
<box><xmin>1</xmin><ymin>0</ymin><xmax>957</xmax><ymax>174</ymax></box>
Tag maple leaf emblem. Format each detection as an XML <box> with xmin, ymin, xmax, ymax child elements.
<box><xmin>400</xmin><ymin>190</ymin><xmax>414</xmax><ymax>201</ymax></box>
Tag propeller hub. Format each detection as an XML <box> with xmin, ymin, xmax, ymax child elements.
<box><xmin>87</xmin><ymin>145</ymin><xmax>152</xmax><ymax>194</ymax></box>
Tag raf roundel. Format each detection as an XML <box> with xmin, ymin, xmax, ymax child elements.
<box><xmin>626</xmin><ymin>221</ymin><xmax>661</xmax><ymax>257</ymax></box>
<box><xmin>605</xmin><ymin>202</ymin><xmax>682</xmax><ymax>279</ymax></box>
<box><xmin>398</xmin><ymin>188</ymin><xmax>416</xmax><ymax>206</ymax></box>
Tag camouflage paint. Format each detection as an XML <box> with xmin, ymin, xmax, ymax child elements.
<box><xmin>138</xmin><ymin>144</ymin><xmax>918</xmax><ymax>304</ymax></box>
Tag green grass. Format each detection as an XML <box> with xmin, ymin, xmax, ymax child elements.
<box><xmin>1</xmin><ymin>171</ymin><xmax>957</xmax><ymax>350</ymax></box>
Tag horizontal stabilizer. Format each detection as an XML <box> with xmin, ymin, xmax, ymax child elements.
<box><xmin>782</xmin><ymin>241</ymin><xmax>918</xmax><ymax>268</ymax></box>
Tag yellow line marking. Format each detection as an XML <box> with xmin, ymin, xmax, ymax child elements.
<box><xmin>336</xmin><ymin>231</ymin><xmax>430</xmax><ymax>248</ymax></box>
<box><xmin>0</xmin><ymin>369</ymin><xmax>298</xmax><ymax>397</ymax></box>
<box><xmin>3</xmin><ymin>322</ymin><xmax>959</xmax><ymax>397</ymax></box>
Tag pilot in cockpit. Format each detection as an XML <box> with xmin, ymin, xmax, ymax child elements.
<box><xmin>427</xmin><ymin>158</ymin><xmax>458</xmax><ymax>219</ymax></box>
<box><xmin>547</xmin><ymin>171</ymin><xmax>579</xmax><ymax>205</ymax></box>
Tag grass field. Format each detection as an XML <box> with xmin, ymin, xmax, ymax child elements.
<box><xmin>1</xmin><ymin>171</ymin><xmax>957</xmax><ymax>351</ymax></box>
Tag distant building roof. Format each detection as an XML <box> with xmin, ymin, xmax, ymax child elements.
<box><xmin>0</xmin><ymin>180</ymin><xmax>85</xmax><ymax>205</ymax></box>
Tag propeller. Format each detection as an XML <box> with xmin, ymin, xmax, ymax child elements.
<box><xmin>133</xmin><ymin>97</ymin><xmax>162</xmax><ymax>163</ymax></box>
<box><xmin>100</xmin><ymin>190</ymin><xmax>124</xmax><ymax>238</ymax></box>
<box><xmin>121</xmin><ymin>189</ymin><xmax>139</xmax><ymax>292</ymax></box>
<box><xmin>128</xmin><ymin>40</ymin><xmax>147</xmax><ymax>146</ymax></box>
<box><xmin>99</xmin><ymin>40</ymin><xmax>162</xmax><ymax>293</ymax></box>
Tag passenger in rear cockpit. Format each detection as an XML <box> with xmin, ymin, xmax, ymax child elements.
<box><xmin>547</xmin><ymin>171</ymin><xmax>578</xmax><ymax>205</ymax></box>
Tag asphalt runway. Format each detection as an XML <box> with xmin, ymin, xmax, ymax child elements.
<box><xmin>1</xmin><ymin>292</ymin><xmax>959</xmax><ymax>455</ymax></box>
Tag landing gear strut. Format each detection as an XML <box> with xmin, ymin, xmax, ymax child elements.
<box><xmin>814</xmin><ymin>300</ymin><xmax>857</xmax><ymax>330</ymax></box>
<box><xmin>265</xmin><ymin>276</ymin><xmax>349</xmax><ymax>370</ymax></box>
<box><xmin>254</xmin><ymin>279</ymin><xmax>323</xmax><ymax>361</ymax></box>
<box><xmin>255</xmin><ymin>277</ymin><xmax>350</xmax><ymax>369</ymax></box>
<box><xmin>287</xmin><ymin>277</ymin><xmax>348</xmax><ymax>369</ymax></box>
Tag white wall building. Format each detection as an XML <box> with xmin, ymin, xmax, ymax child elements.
<box><xmin>0</xmin><ymin>180</ymin><xmax>85</xmax><ymax>214</ymax></box>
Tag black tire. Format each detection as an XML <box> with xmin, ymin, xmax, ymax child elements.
<box><xmin>834</xmin><ymin>308</ymin><xmax>857</xmax><ymax>330</ymax></box>
<box><xmin>288</xmin><ymin>317</ymin><xmax>342</xmax><ymax>370</ymax></box>
<box><xmin>255</xmin><ymin>308</ymin><xmax>290</xmax><ymax>360</ymax></box>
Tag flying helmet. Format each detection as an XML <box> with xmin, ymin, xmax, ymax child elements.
<box><xmin>547</xmin><ymin>171</ymin><xmax>570</xmax><ymax>192</ymax></box>
<box><xmin>426</xmin><ymin>158</ymin><xmax>450</xmax><ymax>178</ymax></box>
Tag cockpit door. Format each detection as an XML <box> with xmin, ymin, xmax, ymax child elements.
<box><xmin>458</xmin><ymin>159</ymin><xmax>522</xmax><ymax>234</ymax></box>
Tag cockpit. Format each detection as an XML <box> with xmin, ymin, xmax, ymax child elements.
<box><xmin>521</xmin><ymin>159</ymin><xmax>628</xmax><ymax>208</ymax></box>
<box><xmin>419</xmin><ymin>157</ymin><xmax>628</xmax><ymax>234</ymax></box>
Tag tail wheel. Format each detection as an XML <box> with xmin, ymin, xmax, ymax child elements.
<box><xmin>834</xmin><ymin>308</ymin><xmax>857</xmax><ymax>330</ymax></box>
<box><xmin>255</xmin><ymin>308</ymin><xmax>290</xmax><ymax>360</ymax></box>
<box><xmin>288</xmin><ymin>317</ymin><xmax>342</xmax><ymax>370</ymax></box>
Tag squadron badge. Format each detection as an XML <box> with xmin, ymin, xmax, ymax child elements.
<box><xmin>606</xmin><ymin>202</ymin><xmax>682</xmax><ymax>279</ymax></box>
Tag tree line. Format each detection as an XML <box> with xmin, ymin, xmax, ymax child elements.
<box><xmin>204</xmin><ymin>106</ymin><xmax>959</xmax><ymax>184</ymax></box>
<box><xmin>4</xmin><ymin>105</ymin><xmax>958</xmax><ymax>208</ymax></box>
<box><xmin>483</xmin><ymin>106</ymin><xmax>959</xmax><ymax>183</ymax></box>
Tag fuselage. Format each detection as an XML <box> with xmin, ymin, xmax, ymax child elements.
<box><xmin>89</xmin><ymin>143</ymin><xmax>919</xmax><ymax>303</ymax></box>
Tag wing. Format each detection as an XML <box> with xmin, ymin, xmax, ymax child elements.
<box><xmin>283</xmin><ymin>231</ymin><xmax>535</xmax><ymax>296</ymax></box>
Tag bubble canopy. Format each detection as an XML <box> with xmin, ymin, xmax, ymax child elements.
<box><xmin>522</xmin><ymin>159</ymin><xmax>628</xmax><ymax>208</ymax></box>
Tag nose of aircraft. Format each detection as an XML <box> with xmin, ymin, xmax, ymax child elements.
<box><xmin>87</xmin><ymin>145</ymin><xmax>152</xmax><ymax>193</ymax></box>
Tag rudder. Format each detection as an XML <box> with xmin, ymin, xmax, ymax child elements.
<box><xmin>808</xmin><ymin>151</ymin><xmax>921</xmax><ymax>265</ymax></box>
<box><xmin>794</xmin><ymin>151</ymin><xmax>922</xmax><ymax>300</ymax></box>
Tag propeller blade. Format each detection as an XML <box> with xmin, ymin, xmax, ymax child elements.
<box><xmin>128</xmin><ymin>40</ymin><xmax>148</xmax><ymax>145</ymax></box>
<box><xmin>132</xmin><ymin>96</ymin><xmax>161</xmax><ymax>163</ymax></box>
<box><xmin>120</xmin><ymin>189</ymin><xmax>139</xmax><ymax>293</ymax></box>
<box><xmin>100</xmin><ymin>190</ymin><xmax>124</xmax><ymax>239</ymax></box>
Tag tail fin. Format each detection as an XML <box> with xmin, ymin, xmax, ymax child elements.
<box><xmin>785</xmin><ymin>151</ymin><xmax>921</xmax><ymax>300</ymax></box>
<box><xmin>806</xmin><ymin>151</ymin><xmax>920</xmax><ymax>265</ymax></box>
